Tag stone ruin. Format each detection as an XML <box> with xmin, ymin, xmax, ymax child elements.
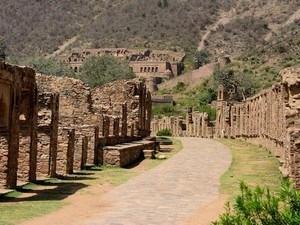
<box><xmin>151</xmin><ymin>108</ymin><xmax>214</xmax><ymax>138</ymax></box>
<box><xmin>0</xmin><ymin>61</ymin><xmax>155</xmax><ymax>189</ymax></box>
<box><xmin>215</xmin><ymin>67</ymin><xmax>300</xmax><ymax>187</ymax></box>
<box><xmin>58</xmin><ymin>48</ymin><xmax>185</xmax><ymax>92</ymax></box>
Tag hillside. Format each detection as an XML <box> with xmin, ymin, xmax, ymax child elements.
<box><xmin>1</xmin><ymin>0</ymin><xmax>299</xmax><ymax>66</ymax></box>
<box><xmin>0</xmin><ymin>0</ymin><xmax>236</xmax><ymax>58</ymax></box>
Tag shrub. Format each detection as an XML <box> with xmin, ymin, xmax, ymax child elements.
<box><xmin>213</xmin><ymin>180</ymin><xmax>300</xmax><ymax>225</ymax></box>
<box><xmin>0</xmin><ymin>37</ymin><xmax>6</xmax><ymax>60</ymax></box>
<box><xmin>156</xmin><ymin>129</ymin><xmax>172</xmax><ymax>136</ymax></box>
<box><xmin>78</xmin><ymin>55</ymin><xmax>135</xmax><ymax>87</ymax></box>
<box><xmin>152</xmin><ymin>105</ymin><xmax>177</xmax><ymax>117</ymax></box>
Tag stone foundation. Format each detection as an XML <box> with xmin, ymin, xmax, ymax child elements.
<box><xmin>103</xmin><ymin>141</ymin><xmax>157</xmax><ymax>167</ymax></box>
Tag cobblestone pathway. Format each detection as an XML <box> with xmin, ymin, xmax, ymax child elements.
<box><xmin>87</xmin><ymin>138</ymin><xmax>232</xmax><ymax>225</ymax></box>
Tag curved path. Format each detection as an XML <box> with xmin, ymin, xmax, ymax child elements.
<box><xmin>87</xmin><ymin>138</ymin><xmax>231</xmax><ymax>225</ymax></box>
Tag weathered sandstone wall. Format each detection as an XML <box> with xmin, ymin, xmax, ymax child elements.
<box><xmin>215</xmin><ymin>67</ymin><xmax>300</xmax><ymax>186</ymax></box>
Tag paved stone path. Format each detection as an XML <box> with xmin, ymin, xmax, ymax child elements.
<box><xmin>87</xmin><ymin>138</ymin><xmax>232</xmax><ymax>225</ymax></box>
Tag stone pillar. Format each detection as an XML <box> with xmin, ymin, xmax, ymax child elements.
<box><xmin>131</xmin><ymin>122</ymin><xmax>135</xmax><ymax>138</ymax></box>
<box><xmin>66</xmin><ymin>129</ymin><xmax>75</xmax><ymax>174</ymax></box>
<box><xmin>29</xmin><ymin>86</ymin><xmax>38</xmax><ymax>182</ymax></box>
<box><xmin>145</xmin><ymin>91</ymin><xmax>152</xmax><ymax>136</ymax></box>
<box><xmin>102</xmin><ymin>116</ymin><xmax>110</xmax><ymax>138</ymax></box>
<box><xmin>7</xmin><ymin>82</ymin><xmax>21</xmax><ymax>188</ymax></box>
<box><xmin>50</xmin><ymin>93</ymin><xmax>59</xmax><ymax>177</ymax></box>
<box><xmin>121</xmin><ymin>103</ymin><xmax>127</xmax><ymax>137</ymax></box>
<box><xmin>94</xmin><ymin>126</ymin><xmax>99</xmax><ymax>165</ymax></box>
<box><xmin>113</xmin><ymin>117</ymin><xmax>120</xmax><ymax>137</ymax></box>
<box><xmin>81</xmin><ymin>136</ymin><xmax>88</xmax><ymax>170</ymax></box>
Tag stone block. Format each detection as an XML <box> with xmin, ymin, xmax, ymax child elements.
<box><xmin>143</xmin><ymin>150</ymin><xmax>156</xmax><ymax>159</ymax></box>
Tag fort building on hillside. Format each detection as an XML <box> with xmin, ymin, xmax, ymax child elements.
<box><xmin>57</xmin><ymin>48</ymin><xmax>185</xmax><ymax>80</ymax></box>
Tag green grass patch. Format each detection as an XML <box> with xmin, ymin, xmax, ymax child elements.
<box><xmin>218</xmin><ymin>139</ymin><xmax>282</xmax><ymax>200</ymax></box>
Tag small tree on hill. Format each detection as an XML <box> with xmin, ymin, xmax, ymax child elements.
<box><xmin>0</xmin><ymin>37</ymin><xmax>6</xmax><ymax>61</ymax></box>
<box><xmin>78</xmin><ymin>55</ymin><xmax>135</xmax><ymax>88</ymax></box>
<box><xmin>213</xmin><ymin>67</ymin><xmax>258</xmax><ymax>101</ymax></box>
<box><xmin>195</xmin><ymin>50</ymin><xmax>210</xmax><ymax>69</ymax></box>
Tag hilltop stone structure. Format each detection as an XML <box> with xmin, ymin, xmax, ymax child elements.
<box><xmin>58</xmin><ymin>48</ymin><xmax>185</xmax><ymax>82</ymax></box>
<box><xmin>0</xmin><ymin>62</ymin><xmax>154</xmax><ymax>189</ymax></box>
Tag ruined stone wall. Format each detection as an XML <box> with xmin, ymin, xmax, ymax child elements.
<box><xmin>36</xmin><ymin>74</ymin><xmax>96</xmax><ymax>174</ymax></box>
<box><xmin>92</xmin><ymin>79</ymin><xmax>152</xmax><ymax>138</ymax></box>
<box><xmin>0</xmin><ymin>62</ymin><xmax>37</xmax><ymax>188</ymax></box>
<box><xmin>0</xmin><ymin>63</ymin><xmax>153</xmax><ymax>189</ymax></box>
<box><xmin>37</xmin><ymin>92</ymin><xmax>59</xmax><ymax>178</ymax></box>
<box><xmin>215</xmin><ymin>67</ymin><xmax>300</xmax><ymax>186</ymax></box>
<box><xmin>151</xmin><ymin>109</ymin><xmax>212</xmax><ymax>138</ymax></box>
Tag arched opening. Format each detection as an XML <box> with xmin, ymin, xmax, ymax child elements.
<box><xmin>144</xmin><ymin>67</ymin><xmax>147</xmax><ymax>72</ymax></box>
<box><xmin>148</xmin><ymin>67</ymin><xmax>150</xmax><ymax>72</ymax></box>
<box><xmin>151</xmin><ymin>67</ymin><xmax>154</xmax><ymax>72</ymax></box>
<box><xmin>155</xmin><ymin>67</ymin><xmax>158</xmax><ymax>72</ymax></box>
<box><xmin>140</xmin><ymin>67</ymin><xmax>143</xmax><ymax>72</ymax></box>
<box><xmin>74</xmin><ymin>67</ymin><xmax>78</xmax><ymax>73</ymax></box>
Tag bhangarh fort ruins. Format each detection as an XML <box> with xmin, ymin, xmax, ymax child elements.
<box><xmin>58</xmin><ymin>48</ymin><xmax>185</xmax><ymax>91</ymax></box>
<box><xmin>1</xmin><ymin>58</ymin><xmax>300</xmax><ymax>190</ymax></box>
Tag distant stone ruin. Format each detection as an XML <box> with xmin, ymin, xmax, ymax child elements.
<box><xmin>0</xmin><ymin>62</ymin><xmax>154</xmax><ymax>189</ymax></box>
<box><xmin>58</xmin><ymin>48</ymin><xmax>185</xmax><ymax>89</ymax></box>
<box><xmin>151</xmin><ymin>108</ymin><xmax>213</xmax><ymax>138</ymax></box>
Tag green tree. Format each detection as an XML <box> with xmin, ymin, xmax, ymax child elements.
<box><xmin>157</xmin><ymin>0</ymin><xmax>168</xmax><ymax>8</ymax></box>
<box><xmin>19</xmin><ymin>56</ymin><xmax>74</xmax><ymax>77</ymax></box>
<box><xmin>78</xmin><ymin>55</ymin><xmax>135</xmax><ymax>88</ymax></box>
<box><xmin>195</xmin><ymin>50</ymin><xmax>210</xmax><ymax>69</ymax></box>
<box><xmin>0</xmin><ymin>37</ymin><xmax>6</xmax><ymax>61</ymax></box>
<box><xmin>213</xmin><ymin>68</ymin><xmax>258</xmax><ymax>101</ymax></box>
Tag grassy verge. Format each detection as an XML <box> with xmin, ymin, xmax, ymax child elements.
<box><xmin>218</xmin><ymin>139</ymin><xmax>282</xmax><ymax>200</ymax></box>
<box><xmin>147</xmin><ymin>137</ymin><xmax>183</xmax><ymax>169</ymax></box>
<box><xmin>0</xmin><ymin>137</ymin><xmax>183</xmax><ymax>225</ymax></box>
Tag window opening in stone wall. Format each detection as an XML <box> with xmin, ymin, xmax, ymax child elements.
<box><xmin>155</xmin><ymin>67</ymin><xmax>158</xmax><ymax>72</ymax></box>
<box><xmin>151</xmin><ymin>67</ymin><xmax>154</xmax><ymax>72</ymax></box>
<box><xmin>140</xmin><ymin>67</ymin><xmax>143</xmax><ymax>72</ymax></box>
<box><xmin>144</xmin><ymin>67</ymin><xmax>147</xmax><ymax>72</ymax></box>
<box><xmin>74</xmin><ymin>67</ymin><xmax>78</xmax><ymax>73</ymax></box>
<box><xmin>148</xmin><ymin>67</ymin><xmax>150</xmax><ymax>72</ymax></box>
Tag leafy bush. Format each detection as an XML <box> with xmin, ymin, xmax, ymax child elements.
<box><xmin>213</xmin><ymin>181</ymin><xmax>300</xmax><ymax>225</ymax></box>
<box><xmin>174</xmin><ymin>82</ymin><xmax>188</xmax><ymax>93</ymax></box>
<box><xmin>198</xmin><ymin>105</ymin><xmax>216</xmax><ymax>121</ymax></box>
<box><xmin>156</xmin><ymin>128</ymin><xmax>172</xmax><ymax>136</ymax></box>
<box><xmin>152</xmin><ymin>105</ymin><xmax>178</xmax><ymax>117</ymax></box>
